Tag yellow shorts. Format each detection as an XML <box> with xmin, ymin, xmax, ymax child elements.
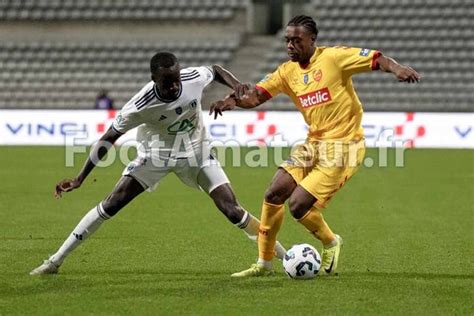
<box><xmin>280</xmin><ymin>139</ymin><xmax>366</xmax><ymax>209</ymax></box>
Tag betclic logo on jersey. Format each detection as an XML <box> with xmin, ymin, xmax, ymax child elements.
<box><xmin>298</xmin><ymin>88</ymin><xmax>332</xmax><ymax>108</ymax></box>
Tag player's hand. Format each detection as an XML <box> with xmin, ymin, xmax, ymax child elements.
<box><xmin>54</xmin><ymin>178</ymin><xmax>82</xmax><ymax>199</ymax></box>
<box><xmin>209</xmin><ymin>96</ymin><xmax>236</xmax><ymax>120</ymax></box>
<box><xmin>234</xmin><ymin>83</ymin><xmax>253</xmax><ymax>100</ymax></box>
<box><xmin>394</xmin><ymin>65</ymin><xmax>421</xmax><ymax>83</ymax></box>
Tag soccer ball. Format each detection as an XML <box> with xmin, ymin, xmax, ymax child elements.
<box><xmin>283</xmin><ymin>244</ymin><xmax>321</xmax><ymax>279</ymax></box>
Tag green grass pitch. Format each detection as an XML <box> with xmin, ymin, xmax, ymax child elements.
<box><xmin>0</xmin><ymin>146</ymin><xmax>472</xmax><ymax>315</ymax></box>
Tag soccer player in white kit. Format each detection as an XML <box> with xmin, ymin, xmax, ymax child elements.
<box><xmin>30</xmin><ymin>52</ymin><xmax>286</xmax><ymax>275</ymax></box>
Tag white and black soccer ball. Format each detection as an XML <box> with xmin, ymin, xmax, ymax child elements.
<box><xmin>283</xmin><ymin>244</ymin><xmax>321</xmax><ymax>279</ymax></box>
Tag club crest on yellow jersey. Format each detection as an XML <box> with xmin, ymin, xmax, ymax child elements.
<box><xmin>303</xmin><ymin>73</ymin><xmax>309</xmax><ymax>84</ymax></box>
<box><xmin>313</xmin><ymin>69</ymin><xmax>322</xmax><ymax>82</ymax></box>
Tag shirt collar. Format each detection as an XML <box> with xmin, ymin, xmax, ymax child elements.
<box><xmin>153</xmin><ymin>83</ymin><xmax>182</xmax><ymax>103</ymax></box>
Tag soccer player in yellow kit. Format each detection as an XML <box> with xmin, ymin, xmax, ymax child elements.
<box><xmin>210</xmin><ymin>15</ymin><xmax>420</xmax><ymax>277</ymax></box>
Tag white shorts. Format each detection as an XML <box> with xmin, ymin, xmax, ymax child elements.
<box><xmin>122</xmin><ymin>153</ymin><xmax>229</xmax><ymax>194</ymax></box>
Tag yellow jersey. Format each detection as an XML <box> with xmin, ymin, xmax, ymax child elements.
<box><xmin>256</xmin><ymin>46</ymin><xmax>381</xmax><ymax>142</ymax></box>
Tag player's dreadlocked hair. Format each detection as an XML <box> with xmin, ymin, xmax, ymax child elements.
<box><xmin>150</xmin><ymin>51</ymin><xmax>178</xmax><ymax>73</ymax></box>
<box><xmin>287</xmin><ymin>15</ymin><xmax>319</xmax><ymax>39</ymax></box>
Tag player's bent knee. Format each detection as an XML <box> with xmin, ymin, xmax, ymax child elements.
<box><xmin>288</xmin><ymin>197</ymin><xmax>312</xmax><ymax>220</ymax></box>
<box><xmin>264</xmin><ymin>188</ymin><xmax>288</xmax><ymax>205</ymax></box>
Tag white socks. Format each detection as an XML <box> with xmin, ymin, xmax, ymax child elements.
<box><xmin>236</xmin><ymin>211</ymin><xmax>258</xmax><ymax>241</ymax></box>
<box><xmin>236</xmin><ymin>211</ymin><xmax>287</xmax><ymax>261</ymax></box>
<box><xmin>50</xmin><ymin>203</ymin><xmax>110</xmax><ymax>266</ymax></box>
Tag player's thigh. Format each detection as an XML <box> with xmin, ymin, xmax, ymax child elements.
<box><xmin>272</xmin><ymin>142</ymin><xmax>316</xmax><ymax>205</ymax></box>
<box><xmin>264</xmin><ymin>168</ymin><xmax>298</xmax><ymax>205</ymax></box>
<box><xmin>299</xmin><ymin>166</ymin><xmax>346</xmax><ymax>209</ymax></box>
<box><xmin>102</xmin><ymin>175</ymin><xmax>145</xmax><ymax>215</ymax></box>
<box><xmin>297</xmin><ymin>140</ymin><xmax>365</xmax><ymax>210</ymax></box>
<box><xmin>123</xmin><ymin>157</ymin><xmax>170</xmax><ymax>191</ymax></box>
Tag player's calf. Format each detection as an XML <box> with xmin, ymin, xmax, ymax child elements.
<box><xmin>263</xmin><ymin>168</ymin><xmax>296</xmax><ymax>205</ymax></box>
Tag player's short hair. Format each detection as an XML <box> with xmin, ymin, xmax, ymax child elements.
<box><xmin>150</xmin><ymin>52</ymin><xmax>178</xmax><ymax>74</ymax></box>
<box><xmin>287</xmin><ymin>15</ymin><xmax>319</xmax><ymax>39</ymax></box>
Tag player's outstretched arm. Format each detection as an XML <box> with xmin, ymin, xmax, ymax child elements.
<box><xmin>376</xmin><ymin>55</ymin><xmax>421</xmax><ymax>83</ymax></box>
<box><xmin>211</xmin><ymin>64</ymin><xmax>241</xmax><ymax>90</ymax></box>
<box><xmin>209</xmin><ymin>85</ymin><xmax>270</xmax><ymax>119</ymax></box>
<box><xmin>54</xmin><ymin>127</ymin><xmax>122</xmax><ymax>198</ymax></box>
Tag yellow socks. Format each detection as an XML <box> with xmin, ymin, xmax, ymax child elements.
<box><xmin>258</xmin><ymin>202</ymin><xmax>285</xmax><ymax>261</ymax></box>
<box><xmin>298</xmin><ymin>207</ymin><xmax>336</xmax><ymax>246</ymax></box>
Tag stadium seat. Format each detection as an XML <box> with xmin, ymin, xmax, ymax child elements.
<box><xmin>0</xmin><ymin>0</ymin><xmax>249</xmax><ymax>21</ymax></box>
<box><xmin>0</xmin><ymin>40</ymin><xmax>240</xmax><ymax>109</ymax></box>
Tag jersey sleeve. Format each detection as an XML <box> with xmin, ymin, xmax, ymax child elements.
<box><xmin>196</xmin><ymin>66</ymin><xmax>215</xmax><ymax>88</ymax></box>
<box><xmin>112</xmin><ymin>84</ymin><xmax>152</xmax><ymax>134</ymax></box>
<box><xmin>255</xmin><ymin>65</ymin><xmax>288</xmax><ymax>99</ymax></box>
<box><xmin>112</xmin><ymin>102</ymin><xmax>142</xmax><ymax>134</ymax></box>
<box><xmin>333</xmin><ymin>47</ymin><xmax>382</xmax><ymax>76</ymax></box>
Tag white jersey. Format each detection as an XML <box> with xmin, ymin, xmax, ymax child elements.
<box><xmin>112</xmin><ymin>66</ymin><xmax>214</xmax><ymax>160</ymax></box>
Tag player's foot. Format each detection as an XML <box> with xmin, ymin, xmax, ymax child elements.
<box><xmin>29</xmin><ymin>258</ymin><xmax>59</xmax><ymax>275</ymax></box>
<box><xmin>231</xmin><ymin>263</ymin><xmax>275</xmax><ymax>278</ymax></box>
<box><xmin>321</xmin><ymin>234</ymin><xmax>343</xmax><ymax>275</ymax></box>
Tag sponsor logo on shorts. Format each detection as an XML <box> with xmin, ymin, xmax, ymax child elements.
<box><xmin>298</xmin><ymin>88</ymin><xmax>332</xmax><ymax>108</ymax></box>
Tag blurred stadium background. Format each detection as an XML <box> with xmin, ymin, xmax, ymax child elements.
<box><xmin>0</xmin><ymin>0</ymin><xmax>472</xmax><ymax>112</ymax></box>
